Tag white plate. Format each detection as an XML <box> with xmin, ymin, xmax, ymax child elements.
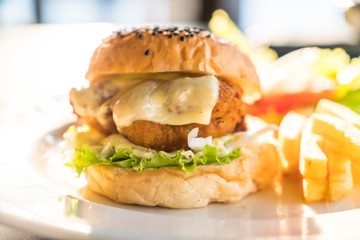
<box><xmin>2</xmin><ymin>24</ymin><xmax>359</xmax><ymax>239</ymax></box>
<box><xmin>1</xmin><ymin>116</ymin><xmax>360</xmax><ymax>240</ymax></box>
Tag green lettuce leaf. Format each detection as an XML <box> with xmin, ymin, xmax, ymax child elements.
<box><xmin>337</xmin><ymin>88</ymin><xmax>360</xmax><ymax>114</ymax></box>
<box><xmin>65</xmin><ymin>144</ymin><xmax>99</xmax><ymax>176</ymax></box>
<box><xmin>67</xmin><ymin>144</ymin><xmax>241</xmax><ymax>176</ymax></box>
<box><xmin>334</xmin><ymin>57</ymin><xmax>360</xmax><ymax>114</ymax></box>
<box><xmin>313</xmin><ymin>48</ymin><xmax>350</xmax><ymax>80</ymax></box>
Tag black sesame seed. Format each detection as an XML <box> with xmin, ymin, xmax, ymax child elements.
<box><xmin>179</xmin><ymin>30</ymin><xmax>184</xmax><ymax>32</ymax></box>
<box><xmin>120</xmin><ymin>35</ymin><xmax>124</xmax><ymax>39</ymax></box>
<box><xmin>152</xmin><ymin>31</ymin><xmax>156</xmax><ymax>36</ymax></box>
<box><xmin>138</xmin><ymin>34</ymin><xmax>143</xmax><ymax>39</ymax></box>
<box><xmin>145</xmin><ymin>49</ymin><xmax>150</xmax><ymax>55</ymax></box>
<box><xmin>190</xmin><ymin>33</ymin><xmax>194</xmax><ymax>37</ymax></box>
<box><xmin>174</xmin><ymin>32</ymin><xmax>179</xmax><ymax>36</ymax></box>
<box><xmin>158</xmin><ymin>30</ymin><xmax>163</xmax><ymax>33</ymax></box>
<box><xmin>206</xmin><ymin>34</ymin><xmax>211</xmax><ymax>38</ymax></box>
<box><xmin>168</xmin><ymin>34</ymin><xmax>172</xmax><ymax>38</ymax></box>
<box><xmin>154</xmin><ymin>26</ymin><xmax>159</xmax><ymax>30</ymax></box>
<box><xmin>180</xmin><ymin>36</ymin><xmax>184</xmax><ymax>41</ymax></box>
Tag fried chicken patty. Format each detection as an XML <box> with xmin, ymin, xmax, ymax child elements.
<box><xmin>120</xmin><ymin>80</ymin><xmax>245</xmax><ymax>151</ymax></box>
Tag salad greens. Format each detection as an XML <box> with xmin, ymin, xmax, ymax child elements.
<box><xmin>313</xmin><ymin>48</ymin><xmax>350</xmax><ymax>80</ymax></box>
<box><xmin>333</xmin><ymin>57</ymin><xmax>360</xmax><ymax>114</ymax></box>
<box><xmin>66</xmin><ymin>144</ymin><xmax>241</xmax><ymax>176</ymax></box>
<box><xmin>337</xmin><ymin>89</ymin><xmax>360</xmax><ymax>114</ymax></box>
<box><xmin>313</xmin><ymin>49</ymin><xmax>360</xmax><ymax>114</ymax></box>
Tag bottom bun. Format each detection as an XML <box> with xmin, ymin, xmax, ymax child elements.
<box><xmin>84</xmin><ymin>116</ymin><xmax>280</xmax><ymax>208</ymax></box>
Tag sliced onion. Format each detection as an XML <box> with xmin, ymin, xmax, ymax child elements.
<box><xmin>235</xmin><ymin>124</ymin><xmax>278</xmax><ymax>147</ymax></box>
<box><xmin>187</xmin><ymin>128</ymin><xmax>199</xmax><ymax>144</ymax></box>
<box><xmin>215</xmin><ymin>124</ymin><xmax>278</xmax><ymax>154</ymax></box>
<box><xmin>187</xmin><ymin>128</ymin><xmax>213</xmax><ymax>151</ymax></box>
<box><xmin>181</xmin><ymin>150</ymin><xmax>195</xmax><ymax>159</ymax></box>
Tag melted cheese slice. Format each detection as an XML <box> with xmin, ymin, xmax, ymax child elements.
<box><xmin>113</xmin><ymin>75</ymin><xmax>219</xmax><ymax>128</ymax></box>
<box><xmin>70</xmin><ymin>72</ymin><xmax>203</xmax><ymax>117</ymax></box>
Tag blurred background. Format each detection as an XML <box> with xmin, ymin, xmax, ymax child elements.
<box><xmin>0</xmin><ymin>0</ymin><xmax>360</xmax><ymax>56</ymax></box>
<box><xmin>0</xmin><ymin>1</ymin><xmax>360</xmax><ymax>239</ymax></box>
<box><xmin>0</xmin><ymin>0</ymin><xmax>360</xmax><ymax>120</ymax></box>
<box><xmin>0</xmin><ymin>0</ymin><xmax>359</xmax><ymax>117</ymax></box>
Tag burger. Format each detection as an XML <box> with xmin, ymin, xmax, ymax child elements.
<box><xmin>65</xmin><ymin>26</ymin><xmax>280</xmax><ymax>208</ymax></box>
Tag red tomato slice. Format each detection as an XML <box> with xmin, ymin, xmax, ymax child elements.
<box><xmin>247</xmin><ymin>90</ymin><xmax>334</xmax><ymax>116</ymax></box>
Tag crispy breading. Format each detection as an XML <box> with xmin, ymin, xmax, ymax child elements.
<box><xmin>120</xmin><ymin>80</ymin><xmax>245</xmax><ymax>151</ymax></box>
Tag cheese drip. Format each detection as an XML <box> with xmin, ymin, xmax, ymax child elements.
<box><xmin>113</xmin><ymin>75</ymin><xmax>219</xmax><ymax>128</ymax></box>
<box><xmin>70</xmin><ymin>72</ymin><xmax>203</xmax><ymax>118</ymax></box>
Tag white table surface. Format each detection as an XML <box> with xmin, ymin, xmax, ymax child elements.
<box><xmin>0</xmin><ymin>225</ymin><xmax>42</xmax><ymax>239</ymax></box>
<box><xmin>0</xmin><ymin>23</ymin><xmax>116</xmax><ymax>240</ymax></box>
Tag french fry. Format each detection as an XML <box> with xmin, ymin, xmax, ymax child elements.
<box><xmin>322</xmin><ymin>142</ymin><xmax>353</xmax><ymax>201</ymax></box>
<box><xmin>299</xmin><ymin>117</ymin><xmax>328</xmax><ymax>179</ymax></box>
<box><xmin>315</xmin><ymin>99</ymin><xmax>360</xmax><ymax>129</ymax></box>
<box><xmin>299</xmin><ymin>117</ymin><xmax>328</xmax><ymax>202</ymax></box>
<box><xmin>352</xmin><ymin>162</ymin><xmax>360</xmax><ymax>186</ymax></box>
<box><xmin>298</xmin><ymin>100</ymin><xmax>360</xmax><ymax>202</ymax></box>
<box><xmin>328</xmin><ymin>170</ymin><xmax>353</xmax><ymax>202</ymax></box>
<box><xmin>311</xmin><ymin>113</ymin><xmax>360</xmax><ymax>163</ymax></box>
<box><xmin>302</xmin><ymin>178</ymin><xmax>327</xmax><ymax>202</ymax></box>
<box><xmin>278</xmin><ymin>112</ymin><xmax>307</xmax><ymax>175</ymax></box>
<box><xmin>64</xmin><ymin>125</ymin><xmax>106</xmax><ymax>148</ymax></box>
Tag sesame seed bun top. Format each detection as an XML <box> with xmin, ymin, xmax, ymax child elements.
<box><xmin>85</xmin><ymin>26</ymin><xmax>261</xmax><ymax>103</ymax></box>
